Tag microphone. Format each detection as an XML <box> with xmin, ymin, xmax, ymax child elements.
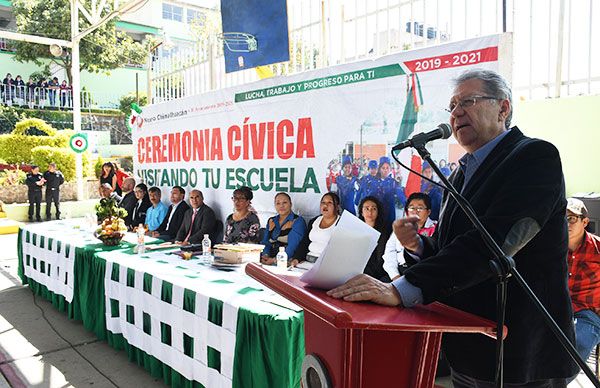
<box><xmin>391</xmin><ymin>123</ymin><xmax>453</xmax><ymax>152</ymax></box>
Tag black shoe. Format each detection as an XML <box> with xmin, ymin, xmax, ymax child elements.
<box><xmin>46</xmin><ymin>217</ymin><xmax>51</xmax><ymax>221</ymax></box>
<box><xmin>28</xmin><ymin>217</ymin><xmax>33</xmax><ymax>222</ymax></box>
<box><xmin>36</xmin><ymin>217</ymin><xmax>42</xmax><ymax>222</ymax></box>
<box><xmin>56</xmin><ymin>215</ymin><xmax>61</xmax><ymax>220</ymax></box>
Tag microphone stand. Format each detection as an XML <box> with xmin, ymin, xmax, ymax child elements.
<box><xmin>406</xmin><ymin>143</ymin><xmax>600</xmax><ymax>388</ymax></box>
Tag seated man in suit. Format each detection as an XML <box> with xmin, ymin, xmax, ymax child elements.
<box><xmin>151</xmin><ymin>186</ymin><xmax>190</xmax><ymax>242</ymax></box>
<box><xmin>175</xmin><ymin>189</ymin><xmax>217</xmax><ymax>245</ymax></box>
<box><xmin>118</xmin><ymin>177</ymin><xmax>137</xmax><ymax>227</ymax></box>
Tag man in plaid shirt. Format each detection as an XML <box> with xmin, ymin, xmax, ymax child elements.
<box><xmin>567</xmin><ymin>197</ymin><xmax>600</xmax><ymax>362</ymax></box>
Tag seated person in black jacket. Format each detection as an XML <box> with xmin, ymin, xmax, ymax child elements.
<box><xmin>357</xmin><ymin>196</ymin><xmax>392</xmax><ymax>282</ymax></box>
<box><xmin>175</xmin><ymin>189</ymin><xmax>217</xmax><ymax>245</ymax></box>
<box><xmin>151</xmin><ymin>185</ymin><xmax>190</xmax><ymax>242</ymax></box>
<box><xmin>118</xmin><ymin>177</ymin><xmax>137</xmax><ymax>227</ymax></box>
<box><xmin>129</xmin><ymin>183</ymin><xmax>151</xmax><ymax>230</ymax></box>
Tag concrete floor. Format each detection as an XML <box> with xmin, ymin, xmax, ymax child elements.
<box><xmin>0</xmin><ymin>231</ymin><xmax>597</xmax><ymax>387</ymax></box>
<box><xmin>0</xmin><ymin>232</ymin><xmax>166</xmax><ymax>388</ymax></box>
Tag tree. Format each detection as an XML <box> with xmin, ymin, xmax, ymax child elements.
<box><xmin>12</xmin><ymin>0</ymin><xmax>155</xmax><ymax>84</ymax></box>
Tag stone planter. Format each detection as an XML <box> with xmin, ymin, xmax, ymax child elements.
<box><xmin>0</xmin><ymin>179</ymin><xmax>101</xmax><ymax>204</ymax></box>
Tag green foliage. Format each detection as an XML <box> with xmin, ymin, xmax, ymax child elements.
<box><xmin>0</xmin><ymin>168</ymin><xmax>26</xmax><ymax>186</ymax></box>
<box><xmin>0</xmin><ymin>119</ymin><xmax>72</xmax><ymax>164</ymax></box>
<box><xmin>30</xmin><ymin>146</ymin><xmax>91</xmax><ymax>181</ymax></box>
<box><xmin>94</xmin><ymin>156</ymin><xmax>105</xmax><ymax>179</ymax></box>
<box><xmin>0</xmin><ymin>131</ymin><xmax>70</xmax><ymax>164</ymax></box>
<box><xmin>95</xmin><ymin>197</ymin><xmax>127</xmax><ymax>220</ymax></box>
<box><xmin>0</xmin><ymin>105</ymin><xmax>26</xmax><ymax>133</ymax></box>
<box><xmin>119</xmin><ymin>92</ymin><xmax>148</xmax><ymax>117</ymax></box>
<box><xmin>118</xmin><ymin>156</ymin><xmax>133</xmax><ymax>172</ymax></box>
<box><xmin>0</xmin><ymin>106</ymin><xmax>123</xmax><ymax>134</ymax></box>
<box><xmin>29</xmin><ymin>69</ymin><xmax>51</xmax><ymax>83</ymax></box>
<box><xmin>13</xmin><ymin>118</ymin><xmax>57</xmax><ymax>136</ymax></box>
<box><xmin>11</xmin><ymin>0</ymin><xmax>156</xmax><ymax>84</ymax></box>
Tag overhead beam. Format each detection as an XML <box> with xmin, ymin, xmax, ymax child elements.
<box><xmin>0</xmin><ymin>30</ymin><xmax>72</xmax><ymax>48</ymax></box>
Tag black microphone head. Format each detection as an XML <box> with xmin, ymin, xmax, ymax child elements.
<box><xmin>438</xmin><ymin>123</ymin><xmax>452</xmax><ymax>139</ymax></box>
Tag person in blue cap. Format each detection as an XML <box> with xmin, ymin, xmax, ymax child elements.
<box><xmin>438</xmin><ymin>159</ymin><xmax>452</xmax><ymax>177</ymax></box>
<box><xmin>336</xmin><ymin>155</ymin><xmax>358</xmax><ymax>215</ymax></box>
<box><xmin>420</xmin><ymin>161</ymin><xmax>442</xmax><ymax>220</ymax></box>
<box><xmin>356</xmin><ymin>159</ymin><xmax>379</xmax><ymax>206</ymax></box>
<box><xmin>373</xmin><ymin>156</ymin><xmax>406</xmax><ymax>225</ymax></box>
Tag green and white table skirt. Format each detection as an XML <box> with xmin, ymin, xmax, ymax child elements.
<box><xmin>18</xmin><ymin>220</ymin><xmax>305</xmax><ymax>387</ymax></box>
<box><xmin>100</xmin><ymin>249</ymin><xmax>302</xmax><ymax>387</ymax></box>
<box><xmin>19</xmin><ymin>220</ymin><xmax>100</xmax><ymax>302</ymax></box>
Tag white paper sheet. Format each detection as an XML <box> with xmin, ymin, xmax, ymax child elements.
<box><xmin>300</xmin><ymin>210</ymin><xmax>380</xmax><ymax>289</ymax></box>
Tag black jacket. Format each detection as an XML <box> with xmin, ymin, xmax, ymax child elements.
<box><xmin>175</xmin><ymin>203</ymin><xmax>217</xmax><ymax>244</ymax></box>
<box><xmin>25</xmin><ymin>173</ymin><xmax>44</xmax><ymax>193</ymax></box>
<box><xmin>119</xmin><ymin>192</ymin><xmax>137</xmax><ymax>227</ymax></box>
<box><xmin>363</xmin><ymin>225</ymin><xmax>392</xmax><ymax>282</ymax></box>
<box><xmin>156</xmin><ymin>201</ymin><xmax>190</xmax><ymax>240</ymax></box>
<box><xmin>130</xmin><ymin>199</ymin><xmax>152</xmax><ymax>228</ymax></box>
<box><xmin>403</xmin><ymin>128</ymin><xmax>577</xmax><ymax>383</ymax></box>
<box><xmin>43</xmin><ymin>170</ymin><xmax>64</xmax><ymax>190</ymax></box>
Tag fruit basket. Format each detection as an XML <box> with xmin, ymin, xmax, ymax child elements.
<box><xmin>95</xmin><ymin>198</ymin><xmax>128</xmax><ymax>246</ymax></box>
<box><xmin>94</xmin><ymin>229</ymin><xmax>125</xmax><ymax>246</ymax></box>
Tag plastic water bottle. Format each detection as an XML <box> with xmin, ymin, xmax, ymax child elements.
<box><xmin>202</xmin><ymin>234</ymin><xmax>211</xmax><ymax>261</ymax></box>
<box><xmin>136</xmin><ymin>224</ymin><xmax>145</xmax><ymax>254</ymax></box>
<box><xmin>276</xmin><ymin>247</ymin><xmax>288</xmax><ymax>269</ymax></box>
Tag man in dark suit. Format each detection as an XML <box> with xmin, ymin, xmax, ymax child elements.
<box><xmin>118</xmin><ymin>177</ymin><xmax>137</xmax><ymax>227</ymax></box>
<box><xmin>328</xmin><ymin>69</ymin><xmax>577</xmax><ymax>387</ymax></box>
<box><xmin>175</xmin><ymin>189</ymin><xmax>217</xmax><ymax>245</ymax></box>
<box><xmin>151</xmin><ymin>186</ymin><xmax>190</xmax><ymax>242</ymax></box>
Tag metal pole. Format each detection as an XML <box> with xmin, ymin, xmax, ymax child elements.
<box><xmin>135</xmin><ymin>72</ymin><xmax>139</xmax><ymax>104</ymax></box>
<box><xmin>502</xmin><ymin>0</ymin><xmax>507</xmax><ymax>32</ymax></box>
<box><xmin>147</xmin><ymin>52</ymin><xmax>152</xmax><ymax>104</ymax></box>
<box><xmin>71</xmin><ymin>0</ymin><xmax>83</xmax><ymax>201</ymax></box>
<box><xmin>209</xmin><ymin>38</ymin><xmax>216</xmax><ymax>91</ymax></box>
<box><xmin>555</xmin><ymin>0</ymin><xmax>566</xmax><ymax>98</ymax></box>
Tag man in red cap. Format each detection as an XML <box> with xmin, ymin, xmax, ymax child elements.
<box><xmin>566</xmin><ymin>197</ymin><xmax>600</xmax><ymax>364</ymax></box>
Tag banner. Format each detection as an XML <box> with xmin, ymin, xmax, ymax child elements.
<box><xmin>134</xmin><ymin>34</ymin><xmax>512</xmax><ymax>224</ymax></box>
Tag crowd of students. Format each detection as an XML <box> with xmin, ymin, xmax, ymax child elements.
<box><xmin>2</xmin><ymin>73</ymin><xmax>73</xmax><ymax>109</ymax></box>
<box><xmin>98</xmin><ymin>178</ymin><xmax>438</xmax><ymax>281</ymax></box>
<box><xmin>330</xmin><ymin>155</ymin><xmax>456</xmax><ymax>225</ymax></box>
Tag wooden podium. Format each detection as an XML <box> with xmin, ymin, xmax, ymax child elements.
<box><xmin>246</xmin><ymin>263</ymin><xmax>503</xmax><ymax>388</ymax></box>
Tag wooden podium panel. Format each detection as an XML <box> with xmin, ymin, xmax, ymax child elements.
<box><xmin>246</xmin><ymin>263</ymin><xmax>503</xmax><ymax>388</ymax></box>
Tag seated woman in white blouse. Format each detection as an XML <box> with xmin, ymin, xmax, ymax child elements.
<box><xmin>291</xmin><ymin>192</ymin><xmax>341</xmax><ymax>267</ymax></box>
<box><xmin>382</xmin><ymin>192</ymin><xmax>437</xmax><ymax>280</ymax></box>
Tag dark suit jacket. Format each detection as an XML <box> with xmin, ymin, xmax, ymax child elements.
<box><xmin>363</xmin><ymin>225</ymin><xmax>391</xmax><ymax>282</ymax></box>
<box><xmin>156</xmin><ymin>201</ymin><xmax>190</xmax><ymax>240</ymax></box>
<box><xmin>130</xmin><ymin>199</ymin><xmax>152</xmax><ymax>228</ymax></box>
<box><xmin>403</xmin><ymin>128</ymin><xmax>577</xmax><ymax>383</ymax></box>
<box><xmin>175</xmin><ymin>203</ymin><xmax>217</xmax><ymax>244</ymax></box>
<box><xmin>119</xmin><ymin>191</ymin><xmax>137</xmax><ymax>227</ymax></box>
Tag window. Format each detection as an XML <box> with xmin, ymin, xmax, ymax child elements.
<box><xmin>162</xmin><ymin>3</ymin><xmax>183</xmax><ymax>22</ymax></box>
<box><xmin>187</xmin><ymin>9</ymin><xmax>204</xmax><ymax>24</ymax></box>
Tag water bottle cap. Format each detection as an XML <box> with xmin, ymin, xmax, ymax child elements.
<box><xmin>279</xmin><ymin>247</ymin><xmax>285</xmax><ymax>252</ymax></box>
<box><xmin>204</xmin><ymin>234</ymin><xmax>209</xmax><ymax>238</ymax></box>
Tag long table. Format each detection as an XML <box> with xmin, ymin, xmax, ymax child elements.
<box><xmin>17</xmin><ymin>220</ymin><xmax>304</xmax><ymax>388</ymax></box>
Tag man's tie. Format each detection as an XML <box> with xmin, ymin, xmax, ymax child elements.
<box><xmin>184</xmin><ymin>208</ymin><xmax>197</xmax><ymax>242</ymax></box>
<box><xmin>165</xmin><ymin>205</ymin><xmax>174</xmax><ymax>230</ymax></box>
<box><xmin>133</xmin><ymin>201</ymin><xmax>141</xmax><ymax>221</ymax></box>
